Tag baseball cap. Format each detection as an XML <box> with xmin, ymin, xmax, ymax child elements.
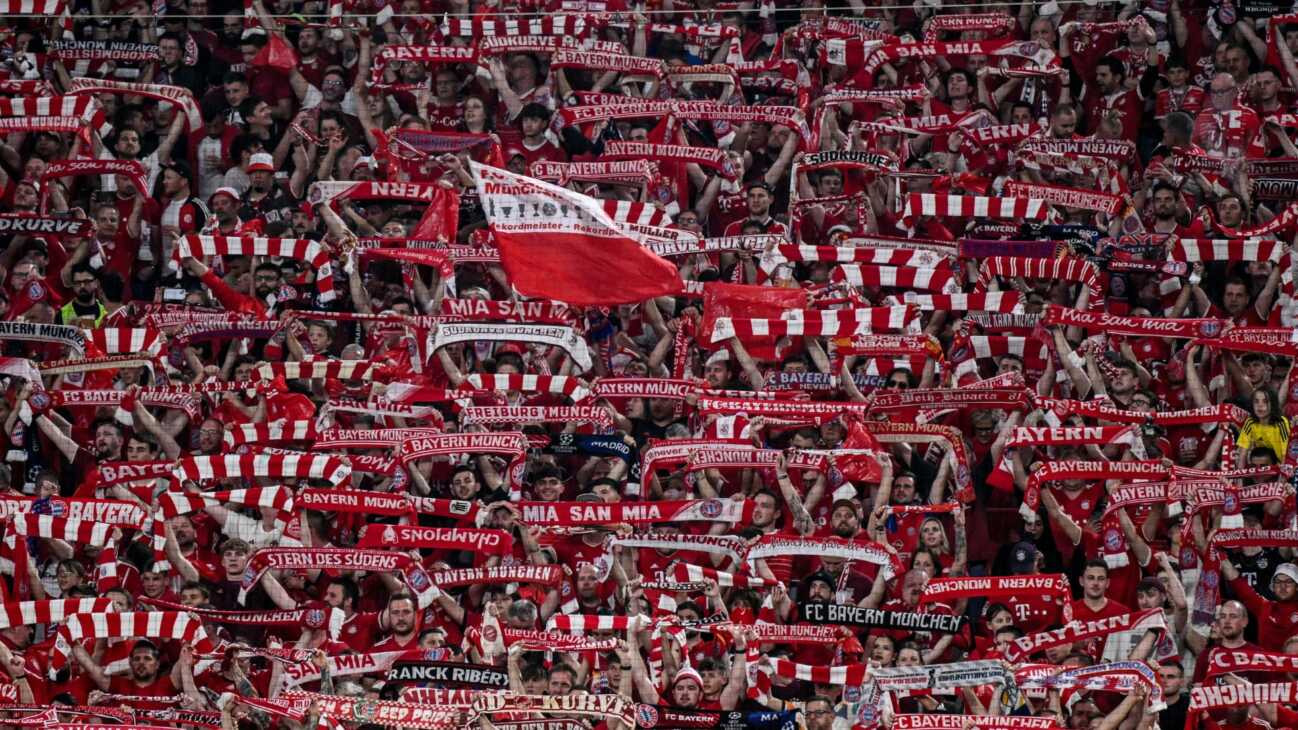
<box><xmin>248</xmin><ymin>152</ymin><xmax>275</xmax><ymax>173</ymax></box>
<box><xmin>705</xmin><ymin>350</ymin><xmax>730</xmax><ymax>367</ymax></box>
<box><xmin>353</xmin><ymin>156</ymin><xmax>376</xmax><ymax>171</ymax></box>
<box><xmin>1008</xmin><ymin>541</ymin><xmax>1039</xmax><ymax>574</ymax></box>
<box><xmin>210</xmin><ymin>187</ymin><xmax>240</xmax><ymax>203</ymax></box>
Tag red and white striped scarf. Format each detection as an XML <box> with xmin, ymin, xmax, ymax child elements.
<box><xmin>171</xmin><ymin>453</ymin><xmax>351</xmax><ymax>487</ymax></box>
<box><xmin>241</xmin><ymin>548</ymin><xmax>439</xmax><ymax>607</ymax></box>
<box><xmin>923</xmin><ymin>12</ymin><xmax>1017</xmax><ymax>40</ymax></box>
<box><xmin>315</xmin><ymin>427</ymin><xmax>443</xmax><ymax>450</ymax></box>
<box><xmin>0</xmin><ymin>96</ymin><xmax>110</xmax><ymax>138</ymax></box>
<box><xmin>745</xmin><ymin>535</ymin><xmax>903</xmax><ymax>578</ymax></box>
<box><xmin>253</xmin><ymin>360</ymin><xmax>373</xmax><ymax>381</ymax></box>
<box><xmin>977</xmin><ymin>256</ymin><xmax>1102</xmax><ymax>309</ymax></box>
<box><xmin>50</xmin><ymin>612</ymin><xmax>213</xmax><ymax>678</ymax></box>
<box><xmin>591</xmin><ymin>377</ymin><xmax>694</xmax><ymax>401</ymax></box>
<box><xmin>0</xmin><ymin>598</ymin><xmax>112</xmax><ymax>629</ymax></box>
<box><xmin>85</xmin><ymin>326</ymin><xmax>162</xmax><ymax>355</ymax></box>
<box><xmin>832</xmin><ymin>263</ymin><xmax>959</xmax><ymax>293</ymax></box>
<box><xmin>903</xmin><ymin>292</ymin><xmax>1022</xmax><ymax>312</ymax></box>
<box><xmin>223</xmin><ymin>420</ymin><xmax>318</xmax><ymax>447</ymax></box>
<box><xmin>1004</xmin><ymin>608</ymin><xmax>1166</xmax><ymax>663</ymax></box>
<box><xmin>710</xmin><ymin>306</ymin><xmax>918</xmax><ymax>343</ymax></box>
<box><xmin>1170</xmin><ymin>237</ymin><xmax>1283</xmax><ymax>263</ymax></box>
<box><xmin>157</xmin><ymin>486</ymin><xmax>293</xmax><ymax>519</ymax></box>
<box><xmin>440</xmin><ymin>14</ymin><xmax>592</xmax><ymax>37</ymax></box>
<box><xmin>461</xmin><ymin>374</ymin><xmax>592</xmax><ymax>402</ymax></box>
<box><xmin>669</xmin><ymin>562</ymin><xmax>773</xmax><ymax>588</ymax></box>
<box><xmin>178</xmin><ymin>235</ymin><xmax>335</xmax><ymax>303</ymax></box>
<box><xmin>531</xmin><ymin>159</ymin><xmax>658</xmax><ymax>187</ymax></box>
<box><xmin>900</xmin><ymin>193</ymin><xmax>1047</xmax><ymax>231</ymax></box>
<box><xmin>603</xmin><ymin>141</ymin><xmax>734</xmax><ymax>178</ymax></box>
<box><xmin>67</xmin><ymin>78</ymin><xmax>202</xmax><ymax>132</ymax></box>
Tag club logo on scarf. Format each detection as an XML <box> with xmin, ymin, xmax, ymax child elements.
<box><xmin>303</xmin><ymin>608</ymin><xmax>326</xmax><ymax>629</ymax></box>
<box><xmin>1223</xmin><ymin>492</ymin><xmax>1239</xmax><ymax>513</ymax></box>
<box><xmin>482</xmin><ymin>623</ymin><xmax>498</xmax><ymax>643</ymax></box>
<box><xmin>406</xmin><ymin>567</ymin><xmax>431</xmax><ymax>592</ymax></box>
<box><xmin>29</xmin><ymin>391</ymin><xmax>49</xmax><ymax>410</ymax></box>
<box><xmin>637</xmin><ymin>705</ymin><xmax>660</xmax><ymax>727</ymax></box>
<box><xmin>1198</xmin><ymin>320</ymin><xmax>1223</xmax><ymax>338</ymax></box>
<box><xmin>1104</xmin><ymin>527</ymin><xmax>1122</xmax><ymax>552</ymax></box>
<box><xmin>26</xmin><ymin>281</ymin><xmax>44</xmax><ymax>302</ymax></box>
<box><xmin>381</xmin><ymin>525</ymin><xmax>397</xmax><ymax>544</ymax></box>
<box><xmin>350</xmin><ymin>699</ymin><xmax>378</xmax><ymax>723</ymax></box>
<box><xmin>701</xmin><ymin>499</ymin><xmax>724</xmax><ymax>519</ymax></box>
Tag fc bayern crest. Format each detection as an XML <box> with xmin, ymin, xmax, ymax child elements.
<box><xmin>700</xmin><ymin>499</ymin><xmax>723</xmax><ymax>518</ymax></box>
<box><xmin>25</xmin><ymin>280</ymin><xmax>44</xmax><ymax>302</ymax></box>
<box><xmin>28</xmin><ymin>391</ymin><xmax>49</xmax><ymax>410</ymax></box>
<box><xmin>1104</xmin><ymin>528</ymin><xmax>1122</xmax><ymax>551</ymax></box>
<box><xmin>304</xmin><ymin>608</ymin><xmax>325</xmax><ymax>629</ymax></box>
<box><xmin>637</xmin><ymin>705</ymin><xmax>660</xmax><ymax>728</ymax></box>
<box><xmin>1198</xmin><ymin>320</ymin><xmax>1222</xmax><ymax>338</ymax></box>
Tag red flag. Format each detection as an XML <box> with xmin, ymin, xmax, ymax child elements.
<box><xmin>470</xmin><ymin>162</ymin><xmax>682</xmax><ymax>306</ymax></box>
<box><xmin>410</xmin><ymin>184</ymin><xmax>460</xmax><ymax>242</ymax></box>
<box><xmin>836</xmin><ymin>412</ymin><xmax>883</xmax><ymax>482</ymax></box>
<box><xmin>701</xmin><ymin>282</ymin><xmax>808</xmax><ymax>361</ymax></box>
<box><xmin>253</xmin><ymin>34</ymin><xmax>299</xmax><ymax>73</ymax></box>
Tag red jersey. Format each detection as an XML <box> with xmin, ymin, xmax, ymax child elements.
<box><xmin>1192</xmin><ymin>106</ymin><xmax>1265</xmax><ymax>159</ymax></box>
<box><xmin>1082</xmin><ymin>86</ymin><xmax>1144</xmax><ymax>143</ymax></box>
<box><xmin>1155</xmin><ymin>86</ymin><xmax>1206</xmax><ymax>119</ymax></box>
<box><xmin>338</xmin><ymin>611</ymin><xmax>381</xmax><ymax>653</ymax></box>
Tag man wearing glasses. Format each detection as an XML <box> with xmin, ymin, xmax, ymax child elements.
<box><xmin>1192</xmin><ymin>73</ymin><xmax>1263</xmax><ymax>159</ymax></box>
<box><xmin>56</xmin><ymin>264</ymin><xmax>106</xmax><ymax>327</ymax></box>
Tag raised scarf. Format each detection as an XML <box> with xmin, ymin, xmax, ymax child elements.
<box><xmin>50</xmin><ymin>612</ymin><xmax>212</xmax><ymax>678</ymax></box>
<box><xmin>867</xmin><ymin>387</ymin><xmax>1031</xmax><ymax>413</ymax></box>
<box><xmin>48</xmin><ymin>40</ymin><xmax>158</xmax><ymax>62</ymax></box>
<box><xmin>923</xmin><ymin>12</ymin><xmax>1017</xmax><ymax>40</ymax></box>
<box><xmin>920</xmin><ymin>574</ymin><xmax>1070</xmax><ymax>612</ymax></box>
<box><xmin>0</xmin><ymin>95</ymin><xmax>109</xmax><ymax>137</ymax></box>
<box><xmin>0</xmin><ymin>597</ymin><xmax>112</xmax><ymax>629</ymax></box>
<box><xmin>178</xmin><ymin>234</ymin><xmax>335</xmax><ymax>303</ymax></box>
<box><xmin>592</xmin><ymin>377</ymin><xmax>694</xmax><ymax>401</ymax></box>
<box><xmin>1004</xmin><ymin>608</ymin><xmax>1166</xmax><ymax>663</ymax></box>
<box><xmin>603</xmin><ymin>140</ymin><xmax>736</xmax><ymax>178</ymax></box>
<box><xmin>831</xmin><ymin>263</ymin><xmax>958</xmax><ymax>293</ymax></box>
<box><xmin>1001</xmin><ymin>180</ymin><xmax>1123</xmax><ymax>216</ymax></box>
<box><xmin>67</xmin><ymin>77</ymin><xmax>201</xmax><ymax>132</ymax></box>
<box><xmin>0</xmin><ymin>321</ymin><xmax>85</xmax><ymax>356</ymax></box>
<box><xmin>357</xmin><ymin>524</ymin><xmax>514</xmax><ymax>555</ymax></box>
<box><xmin>745</xmin><ymin>535</ymin><xmax>903</xmax><ymax>579</ymax></box>
<box><xmin>1041</xmin><ymin>304</ymin><xmax>1228</xmax><ymax>340</ymax></box>
<box><xmin>240</xmin><ymin>547</ymin><xmax>438</xmax><ymax>607</ymax></box>
<box><xmin>0</xmin><ymin>213</ymin><xmax>93</xmax><ymax>238</ymax></box>
<box><xmin>608</xmin><ymin>533</ymin><xmax>746</xmax><ymax>563</ymax></box>
<box><xmin>283</xmin><ymin>691</ymin><xmax>459</xmax><ymax>729</ymax></box>
<box><xmin>431</xmin><ymin>322</ymin><xmax>592</xmax><ymax>371</ymax></box>
<box><xmin>977</xmin><ymin>256</ymin><xmax>1102</xmax><ymax>308</ymax></box>
<box><xmin>799</xmin><ymin>603</ymin><xmax>968</xmax><ymax>633</ymax></box>
<box><xmin>903</xmin><ymin>292</ymin><xmax>1022</xmax><ymax>312</ymax></box>
<box><xmin>517</xmin><ymin>499</ymin><xmax>752</xmax><ymax>526</ymax></box>
<box><xmin>139</xmin><ymin>595</ymin><xmax>343</xmax><ymax>639</ymax></box>
<box><xmin>460</xmin><ymin>405</ymin><xmax>612</xmax><ymax>429</ymax></box>
<box><xmin>900</xmin><ymin>193</ymin><xmax>1048</xmax><ymax>231</ymax></box>
<box><xmin>223</xmin><ymin>420</ymin><xmax>317</xmax><ymax>447</ymax></box>
<box><xmin>1206</xmin><ymin>649</ymin><xmax>1298</xmax><ymax>677</ymax></box>
<box><xmin>669</xmin><ymin>562</ymin><xmax>772</xmax><ymax>588</ymax></box>
<box><xmin>428</xmin><ymin>564</ymin><xmax>563</xmax><ymax>588</ymax></box>
<box><xmin>171</xmin><ymin>452</ymin><xmax>351</xmax><ymax>487</ymax></box>
<box><xmin>1190</xmin><ymin>682</ymin><xmax>1298</xmax><ymax>710</ymax></box>
<box><xmin>710</xmin><ymin>306</ymin><xmax>918</xmax><ymax>343</ymax></box>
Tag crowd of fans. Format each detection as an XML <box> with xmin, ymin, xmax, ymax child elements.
<box><xmin>1</xmin><ymin>0</ymin><xmax>1298</xmax><ymax>728</ymax></box>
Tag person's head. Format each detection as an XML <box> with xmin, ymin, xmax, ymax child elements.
<box><xmin>871</xmin><ymin>633</ymin><xmax>897</xmax><ymax>664</ymax></box>
<box><xmin>140</xmin><ymin>569</ymin><xmax>169</xmax><ymax>597</ymax></box>
<box><xmin>829</xmin><ymin>500</ymin><xmax>860</xmax><ymax>538</ymax></box>
<box><xmin>162</xmin><ymin>162</ymin><xmax>192</xmax><ymax>197</ymax></box>
<box><xmin>529</xmin><ymin>465</ymin><xmax>564</xmax><ymax>501</ymax></box>
<box><xmin>325</xmin><ymin>578</ymin><xmax>359</xmax><ymax>613</ymax></box>
<box><xmin>449</xmin><ymin>465</ymin><xmax>480</xmax><ymax>500</ymax></box>
<box><xmin>55</xmin><ymin>559</ymin><xmax>85</xmax><ymax>593</ymax></box>
<box><xmin>1222</xmin><ymin>276</ymin><xmax>1252</xmax><ymax>316</ymax></box>
<box><xmin>919</xmin><ymin>516</ymin><xmax>948</xmax><ymax>551</ymax></box>
<box><xmin>129</xmin><ymin>641</ymin><xmax>162</xmax><ymax>682</ymax></box>
<box><xmin>751</xmin><ymin>489</ymin><xmax>780</xmax><ymax>528</ymax></box>
<box><xmin>1270</xmin><ymin>563</ymin><xmax>1298</xmax><ymax>601</ymax></box>
<box><xmin>92</xmin><ymin>419</ymin><xmax>125</xmax><ymax>460</ymax></box>
<box><xmin>1158</xmin><ymin>661</ymin><xmax>1185</xmax><ymax>696</ymax></box>
<box><xmin>387</xmin><ymin>593</ymin><xmax>418</xmax><ymax>636</ymax></box>
<box><xmin>900</xmin><ymin>569</ymin><xmax>928</xmax><ymax>607</ymax></box>
<box><xmin>296</xmin><ymin>26</ymin><xmax>320</xmax><ymax>54</ymax></box>
<box><xmin>158</xmin><ymin>32</ymin><xmax>183</xmax><ymax>66</ymax></box>
<box><xmin>945</xmin><ymin>68</ymin><xmax>975</xmax><ymax>100</ymax></box>
<box><xmin>125</xmin><ymin>433</ymin><xmax>159</xmax><ymax>461</ymax></box>
<box><xmin>537</xmin><ymin>662</ymin><xmax>574</xmax><ymax>695</ymax></box>
<box><xmin>1252</xmin><ymin>387</ymin><xmax>1281</xmax><ymax>424</ymax></box>
<box><xmin>1210</xmin><ymin>72</ymin><xmax>1239</xmax><ymax>112</ymax></box>
<box><xmin>198</xmin><ymin>418</ymin><xmax>224</xmax><ymax>452</ymax></box>
<box><xmin>1136</xmin><ymin>577</ymin><xmax>1167</xmax><ymax>610</ymax></box>
<box><xmin>1048</xmin><ymin>103</ymin><xmax>1077</xmax><ymax>138</ymax></box>
<box><xmin>69</xmin><ymin>263</ymin><xmax>100</xmax><ymax>305</ymax></box>
<box><xmin>891</xmin><ymin>470</ymin><xmax>916</xmax><ymax>505</ymax></box>
<box><xmin>518</xmin><ymin>103</ymin><xmax>551</xmax><ymax>139</ymax></box>
<box><xmin>220</xmin><ymin>538</ymin><xmax>252</xmax><ymax>576</ymax></box>
<box><xmin>1216</xmin><ymin>600</ymin><xmax>1249</xmax><ymax>641</ymax></box>
<box><xmin>815</xmin><ymin>168</ymin><xmax>843</xmax><ymax>197</ymax></box>
<box><xmin>1151</xmin><ymin>182</ymin><xmax>1179</xmax><ymax>221</ymax></box>
<box><xmin>222</xmin><ymin>71</ymin><xmax>250</xmax><ymax>108</ymax></box>
<box><xmin>670</xmin><ymin>667</ymin><xmax>703</xmax><ymax>708</ymax></box>
<box><xmin>179</xmin><ymin>580</ymin><xmax>209</xmax><ymax>607</ymax></box>
<box><xmin>1081</xmin><ymin>560</ymin><xmax>1109</xmax><ymax>600</ymax></box>
<box><xmin>703</xmin><ymin>350</ymin><xmax>733</xmax><ymax>388</ymax></box>
<box><xmin>1253</xmin><ymin>66</ymin><xmax>1283</xmax><ymax>104</ymax></box>
<box><xmin>1163</xmin><ymin>110</ymin><xmax>1195</xmax><ymax>148</ymax></box>
<box><xmin>1109</xmin><ymin>359</ymin><xmax>1139</xmax><ymax>396</ymax></box>
<box><xmin>1224</xmin><ymin>44</ymin><xmax>1252</xmax><ymax>81</ymax></box>
<box><xmin>1095</xmin><ymin>56</ymin><xmax>1125</xmax><ymax>94</ymax></box>
<box><xmin>804</xmin><ymin>695</ymin><xmax>835</xmax><ymax>730</ymax></box>
<box><xmin>745</xmin><ymin>182</ymin><xmax>774</xmax><ymax>217</ymax></box>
